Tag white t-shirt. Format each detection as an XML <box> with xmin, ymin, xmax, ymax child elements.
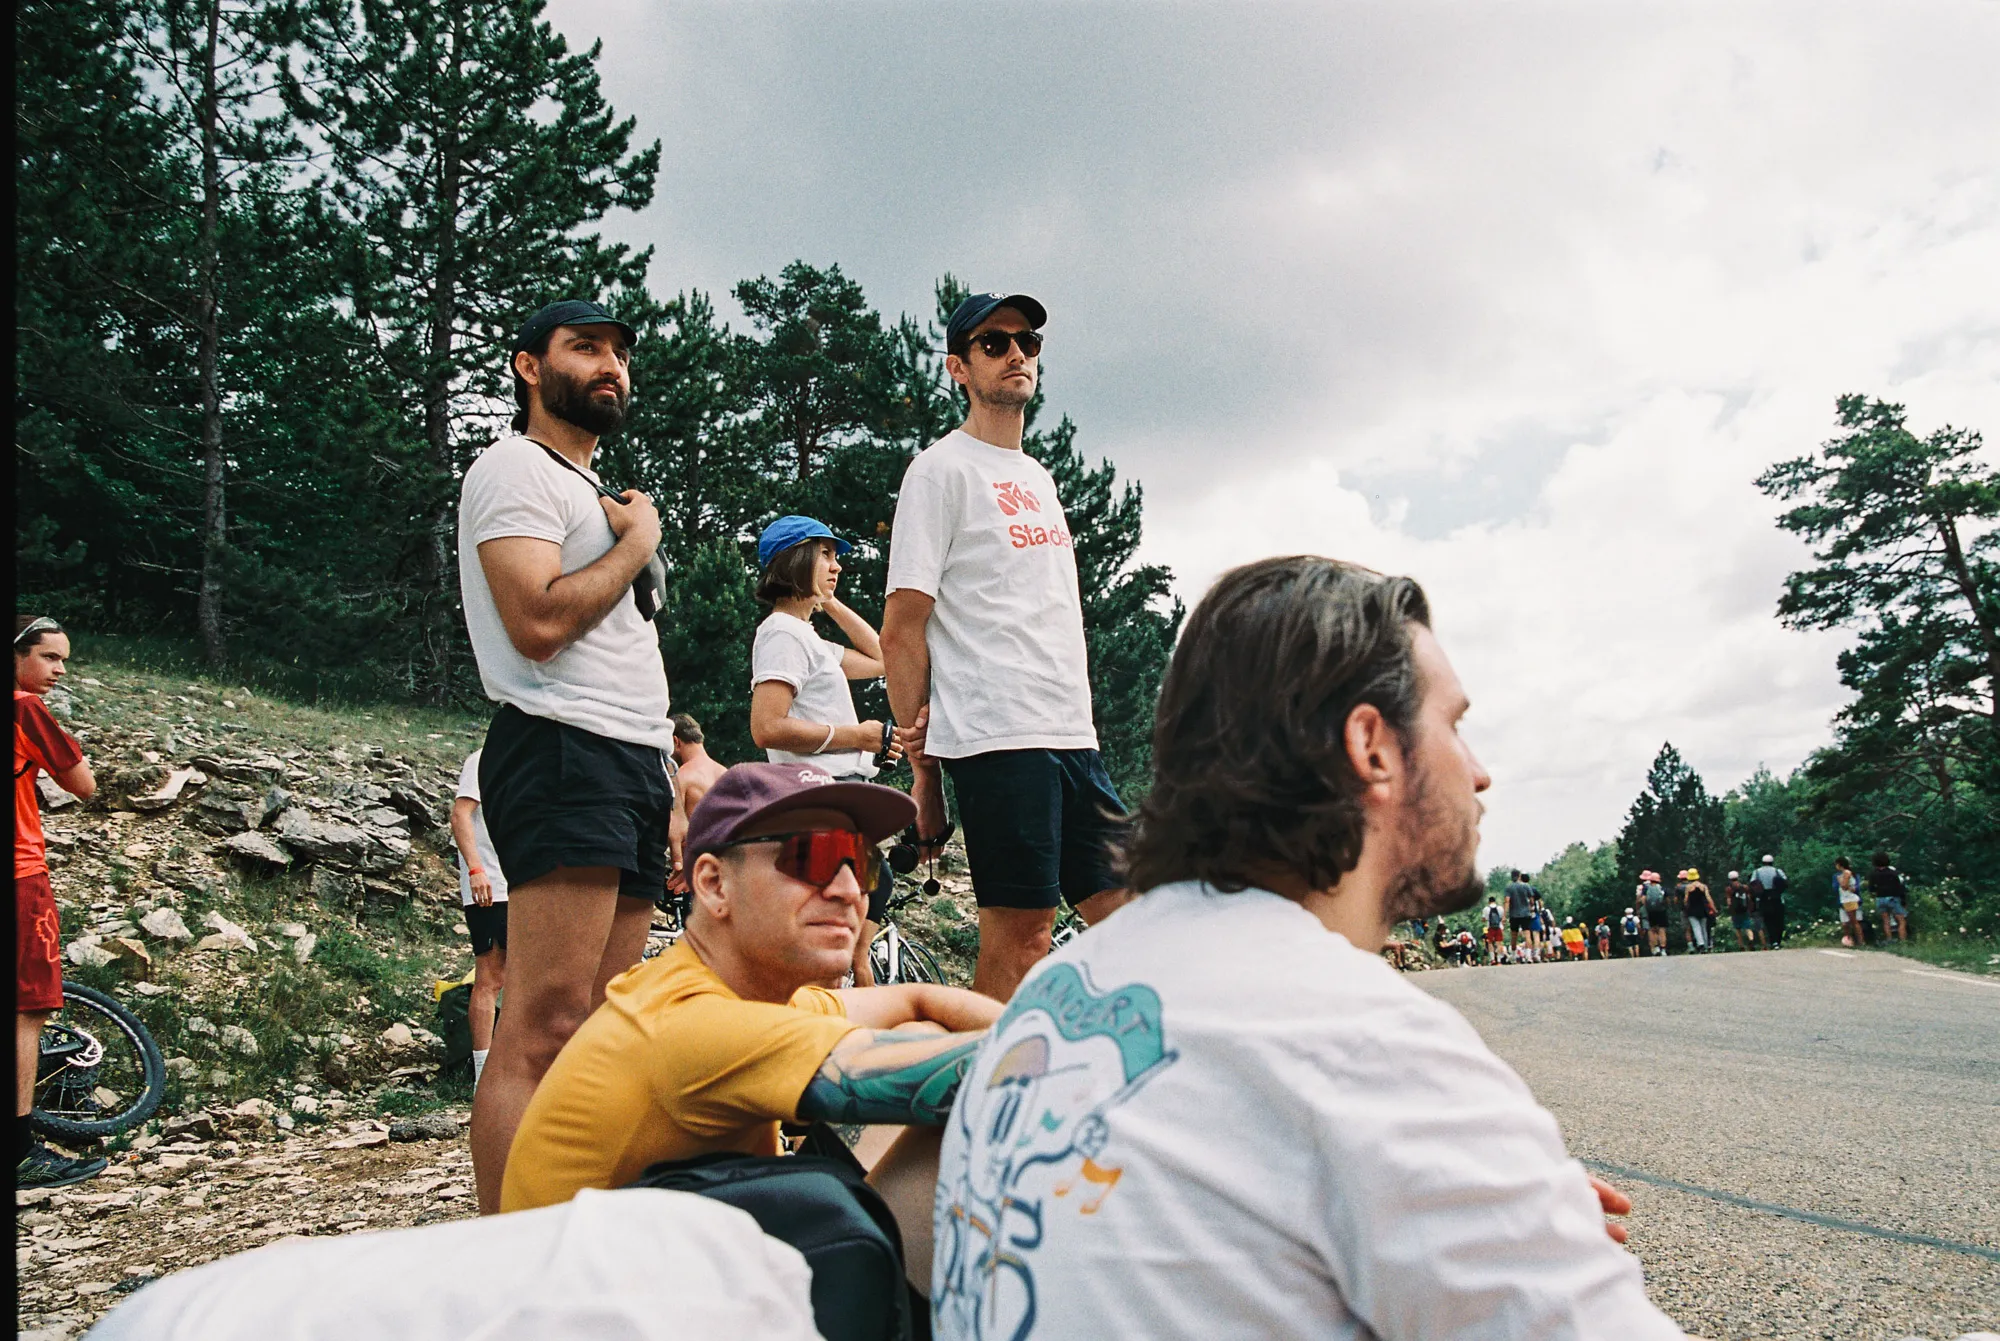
<box><xmin>750</xmin><ymin>612</ymin><xmax>877</xmax><ymax>779</ymax></box>
<box><xmin>454</xmin><ymin>751</ymin><xmax>508</xmax><ymax>906</ymax></box>
<box><xmin>885</xmin><ymin>430</ymin><xmax>1096</xmax><ymax>758</ymax></box>
<box><xmin>932</xmin><ymin>882</ymin><xmax>1685</xmax><ymax>1341</ymax></box>
<box><xmin>457</xmin><ymin>434</ymin><xmax>672</xmax><ymax>750</ymax></box>
<box><xmin>87</xmin><ymin>1188</ymin><xmax>821</xmax><ymax>1341</ymax></box>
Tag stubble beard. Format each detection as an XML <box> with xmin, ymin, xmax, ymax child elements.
<box><xmin>970</xmin><ymin>375</ymin><xmax>1033</xmax><ymax>411</ymax></box>
<box><xmin>541</xmin><ymin>364</ymin><xmax>630</xmax><ymax>436</ymax></box>
<box><xmin>1383</xmin><ymin>762</ymin><xmax>1485</xmax><ymax>923</ymax></box>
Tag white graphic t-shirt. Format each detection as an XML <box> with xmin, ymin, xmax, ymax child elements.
<box><xmin>457</xmin><ymin>434</ymin><xmax>671</xmax><ymax>750</ymax></box>
<box><xmin>454</xmin><ymin>751</ymin><xmax>508</xmax><ymax>908</ymax></box>
<box><xmin>885</xmin><ymin>430</ymin><xmax>1095</xmax><ymax>758</ymax></box>
<box><xmin>750</xmin><ymin>612</ymin><xmax>876</xmax><ymax>779</ymax></box>
<box><xmin>933</xmin><ymin>882</ymin><xmax>1685</xmax><ymax>1341</ymax></box>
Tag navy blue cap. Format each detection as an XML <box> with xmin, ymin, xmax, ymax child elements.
<box><xmin>510</xmin><ymin>299</ymin><xmax>636</xmax><ymax>358</ymax></box>
<box><xmin>945</xmin><ymin>292</ymin><xmax>1047</xmax><ymax>355</ymax></box>
<box><xmin>757</xmin><ymin>515</ymin><xmax>853</xmax><ymax>569</ymax></box>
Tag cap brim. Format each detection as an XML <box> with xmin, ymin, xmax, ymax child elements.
<box><xmin>721</xmin><ymin>782</ymin><xmax>916</xmax><ymax>851</ymax></box>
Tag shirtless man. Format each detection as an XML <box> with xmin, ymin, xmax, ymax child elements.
<box><xmin>671</xmin><ymin>714</ymin><xmax>726</xmax><ymax>816</ymax></box>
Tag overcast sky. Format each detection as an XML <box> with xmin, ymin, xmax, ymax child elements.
<box><xmin>547</xmin><ymin>1</ymin><xmax>2000</xmax><ymax>869</ymax></box>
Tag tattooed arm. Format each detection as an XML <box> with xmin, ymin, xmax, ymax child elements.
<box><xmin>796</xmin><ymin>1026</ymin><xmax>985</xmax><ymax>1126</ymax></box>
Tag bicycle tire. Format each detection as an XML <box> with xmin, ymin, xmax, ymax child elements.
<box><xmin>872</xmin><ymin>930</ymin><xmax>946</xmax><ymax>986</ymax></box>
<box><xmin>33</xmin><ymin>981</ymin><xmax>167</xmax><ymax>1139</ymax></box>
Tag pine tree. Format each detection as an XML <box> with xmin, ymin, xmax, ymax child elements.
<box><xmin>283</xmin><ymin>0</ymin><xmax>660</xmax><ymax>696</ymax></box>
<box><xmin>132</xmin><ymin>0</ymin><xmax>307</xmax><ymax>663</ymax></box>
<box><xmin>15</xmin><ymin>0</ymin><xmax>201</xmax><ymax>627</ymax></box>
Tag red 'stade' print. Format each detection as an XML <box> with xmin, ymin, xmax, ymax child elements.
<box><xmin>992</xmin><ymin>481</ymin><xmax>1042</xmax><ymax>516</ymax></box>
<box><xmin>1009</xmin><ymin>523</ymin><xmax>1072</xmax><ymax>550</ymax></box>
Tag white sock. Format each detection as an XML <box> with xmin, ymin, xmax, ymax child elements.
<box><xmin>473</xmin><ymin>1050</ymin><xmax>488</xmax><ymax>1086</ymax></box>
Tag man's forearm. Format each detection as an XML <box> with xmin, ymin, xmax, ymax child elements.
<box><xmin>911</xmin><ymin>984</ymin><xmax>1003</xmax><ymax>1033</ymax></box>
<box><xmin>449</xmin><ymin>805</ymin><xmax>483</xmax><ymax>870</ymax></box>
<box><xmin>797</xmin><ymin>1029</ymin><xmax>983</xmax><ymax>1126</ymax></box>
<box><xmin>880</xmin><ymin>613</ymin><xmax>931</xmax><ymax>729</ymax></box>
<box><xmin>541</xmin><ymin>534</ymin><xmax>653</xmax><ymax>645</ymax></box>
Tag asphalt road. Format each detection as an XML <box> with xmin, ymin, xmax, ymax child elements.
<box><xmin>1419</xmin><ymin>947</ymin><xmax>2000</xmax><ymax>1341</ymax></box>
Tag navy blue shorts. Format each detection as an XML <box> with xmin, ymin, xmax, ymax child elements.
<box><xmin>465</xmin><ymin>901</ymin><xmax>508</xmax><ymax>957</ymax></box>
<box><xmin>942</xmin><ymin>748</ymin><xmax>1127</xmax><ymax>911</ymax></box>
<box><xmin>479</xmin><ymin>705</ymin><xmax>672</xmax><ymax>901</ymax></box>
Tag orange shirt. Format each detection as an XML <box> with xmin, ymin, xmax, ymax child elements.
<box><xmin>501</xmin><ymin>939</ymin><xmax>859</xmax><ymax>1213</ymax></box>
<box><xmin>15</xmin><ymin>690</ymin><xmax>82</xmax><ymax>878</ymax></box>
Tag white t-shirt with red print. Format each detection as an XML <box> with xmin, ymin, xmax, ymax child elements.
<box><xmin>886</xmin><ymin>429</ymin><xmax>1097</xmax><ymax>758</ymax></box>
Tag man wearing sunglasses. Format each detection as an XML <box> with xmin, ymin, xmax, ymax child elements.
<box><xmin>500</xmin><ymin>762</ymin><xmax>1000</xmax><ymax>1215</ymax></box>
<box><xmin>883</xmin><ymin>292</ymin><xmax>1132</xmax><ymax>1003</ymax></box>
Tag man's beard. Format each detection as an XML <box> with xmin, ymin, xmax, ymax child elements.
<box><xmin>1383</xmin><ymin>763</ymin><xmax>1484</xmax><ymax>922</ymax></box>
<box><xmin>970</xmin><ymin>376</ymin><xmax>1033</xmax><ymax>410</ymax></box>
<box><xmin>542</xmin><ymin>364</ymin><xmax>630</xmax><ymax>435</ymax></box>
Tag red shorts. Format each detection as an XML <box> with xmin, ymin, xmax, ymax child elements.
<box><xmin>15</xmin><ymin>869</ymin><xmax>66</xmax><ymax>1012</ymax></box>
<box><xmin>1484</xmin><ymin>926</ymin><xmax>1503</xmax><ymax>942</ymax></box>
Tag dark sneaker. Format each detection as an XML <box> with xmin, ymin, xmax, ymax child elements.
<box><xmin>16</xmin><ymin>1141</ymin><xmax>107</xmax><ymax>1189</ymax></box>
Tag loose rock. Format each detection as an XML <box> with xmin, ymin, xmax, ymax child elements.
<box><xmin>387</xmin><ymin>1113</ymin><xmax>460</xmax><ymax>1143</ymax></box>
<box><xmin>138</xmin><ymin>907</ymin><xmax>193</xmax><ymax>942</ymax></box>
<box><xmin>219</xmin><ymin>830</ymin><xmax>291</xmax><ymax>870</ymax></box>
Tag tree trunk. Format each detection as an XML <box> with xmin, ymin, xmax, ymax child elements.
<box><xmin>420</xmin><ymin>6</ymin><xmax>465</xmax><ymax>703</ymax></box>
<box><xmin>195</xmin><ymin>0</ymin><xmax>227</xmax><ymax>665</ymax></box>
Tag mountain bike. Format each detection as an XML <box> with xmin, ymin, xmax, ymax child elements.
<box><xmin>868</xmin><ymin>880</ymin><xmax>946</xmax><ymax>985</ymax></box>
<box><xmin>643</xmin><ymin>887</ymin><xmax>691</xmax><ymax>960</ymax></box>
<box><xmin>33</xmin><ymin>980</ymin><xmax>168</xmax><ymax>1140</ymax></box>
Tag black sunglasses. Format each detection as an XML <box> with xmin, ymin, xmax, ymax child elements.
<box><xmin>966</xmin><ymin>329</ymin><xmax>1044</xmax><ymax>359</ymax></box>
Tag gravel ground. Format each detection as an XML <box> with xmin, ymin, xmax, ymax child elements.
<box><xmin>15</xmin><ymin>1113</ymin><xmax>474</xmax><ymax>1339</ymax></box>
<box><xmin>1420</xmin><ymin>946</ymin><xmax>2000</xmax><ymax>1340</ymax></box>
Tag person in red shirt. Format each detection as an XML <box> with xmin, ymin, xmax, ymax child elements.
<box><xmin>15</xmin><ymin>615</ymin><xmax>103</xmax><ymax>1188</ymax></box>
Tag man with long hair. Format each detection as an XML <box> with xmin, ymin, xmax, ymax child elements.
<box><xmin>933</xmin><ymin>556</ymin><xmax>1679</xmax><ymax>1339</ymax></box>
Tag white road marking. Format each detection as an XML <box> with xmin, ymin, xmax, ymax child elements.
<box><xmin>1818</xmin><ymin>949</ymin><xmax>1857</xmax><ymax>958</ymax></box>
<box><xmin>1901</xmin><ymin>968</ymin><xmax>2000</xmax><ymax>990</ymax></box>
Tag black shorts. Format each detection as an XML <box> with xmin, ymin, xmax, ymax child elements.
<box><xmin>479</xmin><ymin>704</ymin><xmax>673</xmax><ymax>901</ymax></box>
<box><xmin>465</xmin><ymin>902</ymin><xmax>508</xmax><ymax>956</ymax></box>
<box><xmin>1508</xmin><ymin>915</ymin><xmax>1533</xmax><ymax>932</ymax></box>
<box><xmin>942</xmin><ymin>747</ymin><xmax>1126</xmax><ymax>911</ymax></box>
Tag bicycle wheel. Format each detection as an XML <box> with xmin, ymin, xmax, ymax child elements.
<box><xmin>872</xmin><ymin>929</ymin><xmax>946</xmax><ymax>985</ymax></box>
<box><xmin>33</xmin><ymin>981</ymin><xmax>167</xmax><ymax>1140</ymax></box>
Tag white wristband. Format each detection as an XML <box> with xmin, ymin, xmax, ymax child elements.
<box><xmin>816</xmin><ymin>722</ymin><xmax>837</xmax><ymax>754</ymax></box>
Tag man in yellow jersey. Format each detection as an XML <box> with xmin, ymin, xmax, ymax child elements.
<box><xmin>502</xmin><ymin>762</ymin><xmax>1001</xmax><ymax>1213</ymax></box>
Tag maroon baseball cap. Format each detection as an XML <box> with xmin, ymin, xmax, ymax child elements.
<box><xmin>685</xmin><ymin>762</ymin><xmax>915</xmax><ymax>865</ymax></box>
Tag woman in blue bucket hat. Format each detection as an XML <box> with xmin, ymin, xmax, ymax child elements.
<box><xmin>749</xmin><ymin>515</ymin><xmax>907</xmax><ymax>983</ymax></box>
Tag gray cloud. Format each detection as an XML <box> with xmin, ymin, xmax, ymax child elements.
<box><xmin>551</xmin><ymin>1</ymin><xmax>2000</xmax><ymax>864</ymax></box>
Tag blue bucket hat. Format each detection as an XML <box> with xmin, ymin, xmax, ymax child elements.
<box><xmin>757</xmin><ymin>515</ymin><xmax>853</xmax><ymax>569</ymax></box>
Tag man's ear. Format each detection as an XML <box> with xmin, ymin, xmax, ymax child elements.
<box><xmin>944</xmin><ymin>352</ymin><xmax>969</xmax><ymax>389</ymax></box>
<box><xmin>1342</xmin><ymin>703</ymin><xmax>1403</xmax><ymax>801</ymax></box>
<box><xmin>690</xmin><ymin>853</ymin><xmax>729</xmax><ymax>922</ymax></box>
<box><xmin>513</xmin><ymin>347</ymin><xmax>542</xmax><ymax>392</ymax></box>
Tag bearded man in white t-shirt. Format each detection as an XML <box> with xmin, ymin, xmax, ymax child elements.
<box><xmin>457</xmin><ymin>299</ymin><xmax>685</xmax><ymax>1214</ymax></box>
<box><xmin>882</xmin><ymin>292</ymin><xmax>1133</xmax><ymax>1003</ymax></box>
<box><xmin>932</xmin><ymin>555</ymin><xmax>1683</xmax><ymax>1341</ymax></box>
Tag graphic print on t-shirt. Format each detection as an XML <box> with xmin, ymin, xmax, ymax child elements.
<box><xmin>992</xmin><ymin>481</ymin><xmax>1042</xmax><ymax>516</ymax></box>
<box><xmin>934</xmin><ymin>962</ymin><xmax>1179</xmax><ymax>1341</ymax></box>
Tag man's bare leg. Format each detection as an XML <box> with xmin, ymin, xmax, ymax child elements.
<box><xmin>469</xmin><ymin>948</ymin><xmax>505</xmax><ymax>1054</ymax></box>
<box><xmin>18</xmin><ymin>1010</ymin><xmax>51</xmax><ymax>1118</ymax></box>
<box><xmin>1071</xmin><ymin>887</ymin><xmax>1133</xmax><ymax>925</ymax></box>
<box><xmin>470</xmin><ymin>866</ymin><xmax>623</xmax><ymax>1214</ymax></box>
<box><xmin>868</xmin><ymin>1125</ymin><xmax>945</xmax><ymax>1293</ymax></box>
<box><xmin>972</xmin><ymin>906</ymin><xmax>1058</xmax><ymax>1001</ymax></box>
<box><xmin>850</xmin><ymin>917</ymin><xmax>881</xmax><ymax>987</ymax></box>
<box><xmin>591</xmin><ymin>895</ymin><xmax>654</xmax><ymax>1006</ymax></box>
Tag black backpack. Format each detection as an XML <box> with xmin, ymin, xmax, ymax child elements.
<box><xmin>626</xmin><ymin>1125</ymin><xmax>920</xmax><ymax>1341</ymax></box>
